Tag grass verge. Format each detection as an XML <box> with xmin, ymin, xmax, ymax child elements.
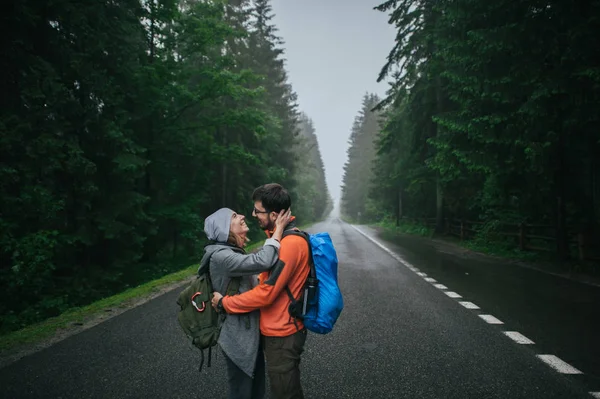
<box><xmin>460</xmin><ymin>238</ymin><xmax>541</xmax><ymax>263</ymax></box>
<box><xmin>372</xmin><ymin>219</ymin><xmax>600</xmax><ymax>277</ymax></box>
<box><xmin>0</xmin><ymin>240</ymin><xmax>265</xmax><ymax>353</ymax></box>
<box><xmin>373</xmin><ymin>219</ymin><xmax>433</xmax><ymax>237</ymax></box>
<box><xmin>374</xmin><ymin>219</ymin><xmax>546</xmax><ymax>262</ymax></box>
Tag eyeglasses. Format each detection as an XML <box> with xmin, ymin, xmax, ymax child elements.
<box><xmin>253</xmin><ymin>207</ymin><xmax>270</xmax><ymax>215</ymax></box>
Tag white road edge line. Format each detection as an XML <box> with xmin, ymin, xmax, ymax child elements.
<box><xmin>503</xmin><ymin>331</ymin><xmax>534</xmax><ymax>344</ymax></box>
<box><xmin>349</xmin><ymin>225</ymin><xmax>418</xmax><ymax>270</ymax></box>
<box><xmin>536</xmin><ymin>355</ymin><xmax>583</xmax><ymax>374</ymax></box>
<box><xmin>589</xmin><ymin>392</ymin><xmax>600</xmax><ymax>398</ymax></box>
<box><xmin>479</xmin><ymin>314</ymin><xmax>504</xmax><ymax>324</ymax></box>
<box><xmin>349</xmin><ymin>225</ymin><xmax>461</xmax><ymax>298</ymax></box>
<box><xmin>459</xmin><ymin>301</ymin><xmax>480</xmax><ymax>310</ymax></box>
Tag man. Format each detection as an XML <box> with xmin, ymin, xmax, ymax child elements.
<box><xmin>212</xmin><ymin>183</ymin><xmax>311</xmax><ymax>399</ymax></box>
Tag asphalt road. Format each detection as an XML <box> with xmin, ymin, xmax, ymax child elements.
<box><xmin>1</xmin><ymin>218</ymin><xmax>598</xmax><ymax>398</ymax></box>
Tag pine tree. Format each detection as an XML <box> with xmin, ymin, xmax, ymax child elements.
<box><xmin>293</xmin><ymin>113</ymin><xmax>332</xmax><ymax>222</ymax></box>
<box><xmin>341</xmin><ymin>94</ymin><xmax>382</xmax><ymax>221</ymax></box>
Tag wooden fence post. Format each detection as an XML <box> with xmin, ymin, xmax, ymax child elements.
<box><xmin>445</xmin><ymin>218</ymin><xmax>450</xmax><ymax>235</ymax></box>
<box><xmin>519</xmin><ymin>223</ymin><xmax>526</xmax><ymax>250</ymax></box>
<box><xmin>578</xmin><ymin>232</ymin><xmax>585</xmax><ymax>261</ymax></box>
<box><xmin>460</xmin><ymin>220</ymin><xmax>465</xmax><ymax>240</ymax></box>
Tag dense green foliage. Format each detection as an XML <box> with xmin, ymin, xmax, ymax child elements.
<box><xmin>0</xmin><ymin>0</ymin><xmax>330</xmax><ymax>333</ymax></box>
<box><xmin>342</xmin><ymin>0</ymin><xmax>600</xmax><ymax>262</ymax></box>
<box><xmin>341</xmin><ymin>94</ymin><xmax>382</xmax><ymax>222</ymax></box>
<box><xmin>294</xmin><ymin>113</ymin><xmax>334</xmax><ymax>222</ymax></box>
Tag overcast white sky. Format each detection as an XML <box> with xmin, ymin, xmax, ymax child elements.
<box><xmin>269</xmin><ymin>0</ymin><xmax>396</xmax><ymax>211</ymax></box>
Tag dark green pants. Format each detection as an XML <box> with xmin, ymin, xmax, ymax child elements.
<box><xmin>262</xmin><ymin>329</ymin><xmax>307</xmax><ymax>399</ymax></box>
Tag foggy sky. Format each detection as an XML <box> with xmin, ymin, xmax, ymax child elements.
<box><xmin>269</xmin><ymin>0</ymin><xmax>396</xmax><ymax>212</ymax></box>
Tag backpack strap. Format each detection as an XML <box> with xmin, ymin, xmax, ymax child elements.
<box><xmin>282</xmin><ymin>229</ymin><xmax>316</xmax><ymax>283</ymax></box>
<box><xmin>214</xmin><ymin>246</ymin><xmax>244</xmax><ymax>296</ymax></box>
<box><xmin>224</xmin><ymin>277</ymin><xmax>241</xmax><ymax>296</ymax></box>
<box><xmin>282</xmin><ymin>229</ymin><xmax>315</xmax><ymax>271</ymax></box>
<box><xmin>282</xmin><ymin>229</ymin><xmax>316</xmax><ymax>330</ymax></box>
<box><xmin>202</xmin><ymin>247</ymin><xmax>243</xmax><ymax>298</ymax></box>
<box><xmin>198</xmin><ymin>346</ymin><xmax>218</xmax><ymax>373</ymax></box>
<box><xmin>215</xmin><ymin>250</ymin><xmax>245</xmax><ymax>328</ymax></box>
<box><xmin>223</xmin><ymin>276</ymin><xmax>250</xmax><ymax>329</ymax></box>
<box><xmin>196</xmin><ymin>249</ymin><xmax>241</xmax><ymax>372</ymax></box>
<box><xmin>285</xmin><ymin>286</ymin><xmax>300</xmax><ymax>331</ymax></box>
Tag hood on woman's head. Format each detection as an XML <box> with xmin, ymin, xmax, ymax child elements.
<box><xmin>204</xmin><ymin>208</ymin><xmax>235</xmax><ymax>242</ymax></box>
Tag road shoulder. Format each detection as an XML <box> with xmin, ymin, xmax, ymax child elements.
<box><xmin>370</xmin><ymin>225</ymin><xmax>600</xmax><ymax>288</ymax></box>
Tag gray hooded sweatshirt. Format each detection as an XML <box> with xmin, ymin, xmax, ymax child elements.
<box><xmin>200</xmin><ymin>208</ymin><xmax>280</xmax><ymax>377</ymax></box>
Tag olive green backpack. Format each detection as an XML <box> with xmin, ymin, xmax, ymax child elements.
<box><xmin>176</xmin><ymin>253</ymin><xmax>240</xmax><ymax>372</ymax></box>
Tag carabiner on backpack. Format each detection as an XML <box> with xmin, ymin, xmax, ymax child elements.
<box><xmin>191</xmin><ymin>292</ymin><xmax>206</xmax><ymax>312</ymax></box>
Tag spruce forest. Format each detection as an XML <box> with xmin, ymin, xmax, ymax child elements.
<box><xmin>3</xmin><ymin>0</ymin><xmax>600</xmax><ymax>338</ymax></box>
<box><xmin>342</xmin><ymin>0</ymin><xmax>600</xmax><ymax>267</ymax></box>
<box><xmin>0</xmin><ymin>0</ymin><xmax>332</xmax><ymax>333</ymax></box>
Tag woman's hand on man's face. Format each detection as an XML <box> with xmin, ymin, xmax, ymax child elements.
<box><xmin>274</xmin><ymin>208</ymin><xmax>292</xmax><ymax>231</ymax></box>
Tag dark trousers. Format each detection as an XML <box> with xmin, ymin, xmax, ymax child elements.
<box><xmin>223</xmin><ymin>346</ymin><xmax>266</xmax><ymax>399</ymax></box>
<box><xmin>262</xmin><ymin>329</ymin><xmax>307</xmax><ymax>399</ymax></box>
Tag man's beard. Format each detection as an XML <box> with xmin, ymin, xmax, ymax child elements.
<box><xmin>264</xmin><ymin>219</ymin><xmax>275</xmax><ymax>231</ymax></box>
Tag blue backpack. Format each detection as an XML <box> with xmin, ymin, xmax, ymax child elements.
<box><xmin>284</xmin><ymin>230</ymin><xmax>344</xmax><ymax>334</ymax></box>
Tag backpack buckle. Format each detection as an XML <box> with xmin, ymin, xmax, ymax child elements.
<box><xmin>191</xmin><ymin>292</ymin><xmax>206</xmax><ymax>312</ymax></box>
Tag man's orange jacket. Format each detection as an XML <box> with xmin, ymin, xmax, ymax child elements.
<box><xmin>222</xmin><ymin>222</ymin><xmax>310</xmax><ymax>337</ymax></box>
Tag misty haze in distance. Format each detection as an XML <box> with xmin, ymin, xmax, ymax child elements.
<box><xmin>269</xmin><ymin>0</ymin><xmax>396</xmax><ymax>214</ymax></box>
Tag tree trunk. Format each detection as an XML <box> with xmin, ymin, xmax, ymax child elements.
<box><xmin>144</xmin><ymin>2</ymin><xmax>155</xmax><ymax>196</ymax></box>
<box><xmin>221</xmin><ymin>162</ymin><xmax>228</xmax><ymax>207</ymax></box>
<box><xmin>587</xmin><ymin>137</ymin><xmax>598</xmax><ymax>235</ymax></box>
<box><xmin>219</xmin><ymin>127</ymin><xmax>228</xmax><ymax>207</ymax></box>
<box><xmin>433</xmin><ymin>9</ymin><xmax>445</xmax><ymax>234</ymax></box>
<box><xmin>555</xmin><ymin>129</ymin><xmax>569</xmax><ymax>261</ymax></box>
<box><xmin>172</xmin><ymin>229</ymin><xmax>178</xmax><ymax>259</ymax></box>
<box><xmin>436</xmin><ymin>174</ymin><xmax>444</xmax><ymax>233</ymax></box>
<box><xmin>397</xmin><ymin>184</ymin><xmax>403</xmax><ymax>226</ymax></box>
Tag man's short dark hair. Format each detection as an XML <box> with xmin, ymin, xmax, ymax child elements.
<box><xmin>252</xmin><ymin>183</ymin><xmax>291</xmax><ymax>213</ymax></box>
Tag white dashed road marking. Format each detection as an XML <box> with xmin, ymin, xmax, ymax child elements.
<box><xmin>459</xmin><ymin>301</ymin><xmax>480</xmax><ymax>310</ymax></box>
<box><xmin>479</xmin><ymin>314</ymin><xmax>504</xmax><ymax>324</ymax></box>
<box><xmin>536</xmin><ymin>355</ymin><xmax>583</xmax><ymax>374</ymax></box>
<box><xmin>503</xmin><ymin>331</ymin><xmax>534</xmax><ymax>344</ymax></box>
<box><xmin>444</xmin><ymin>291</ymin><xmax>462</xmax><ymax>298</ymax></box>
<box><xmin>349</xmin><ymin>223</ymin><xmax>592</xmax><ymax>383</ymax></box>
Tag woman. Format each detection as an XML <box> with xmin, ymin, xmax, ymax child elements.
<box><xmin>199</xmin><ymin>207</ymin><xmax>291</xmax><ymax>399</ymax></box>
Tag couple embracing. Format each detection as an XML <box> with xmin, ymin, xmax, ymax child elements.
<box><xmin>202</xmin><ymin>183</ymin><xmax>310</xmax><ymax>399</ymax></box>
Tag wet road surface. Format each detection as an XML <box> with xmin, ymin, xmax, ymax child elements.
<box><xmin>0</xmin><ymin>218</ymin><xmax>598</xmax><ymax>398</ymax></box>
